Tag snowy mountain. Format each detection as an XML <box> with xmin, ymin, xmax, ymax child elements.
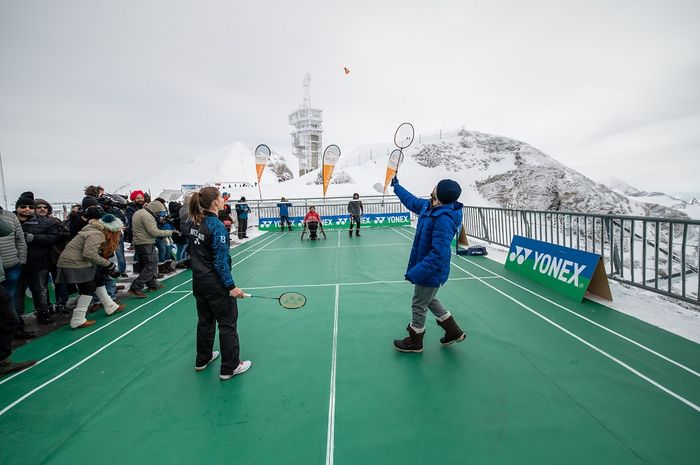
<box><xmin>599</xmin><ymin>177</ymin><xmax>700</xmax><ymax>219</ymax></box>
<box><xmin>116</xmin><ymin>129</ymin><xmax>691</xmax><ymax>220</ymax></box>
<box><xmin>114</xmin><ymin>142</ymin><xmax>298</xmax><ymax>199</ymax></box>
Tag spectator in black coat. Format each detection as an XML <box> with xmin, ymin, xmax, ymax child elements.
<box><xmin>14</xmin><ymin>192</ymin><xmax>68</xmax><ymax>327</ymax></box>
<box><xmin>34</xmin><ymin>198</ymin><xmax>71</xmax><ymax>313</ymax></box>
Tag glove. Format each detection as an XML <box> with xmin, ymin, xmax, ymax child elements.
<box><xmin>390</xmin><ymin>176</ymin><xmax>399</xmax><ymax>187</ymax></box>
<box><xmin>24</xmin><ymin>232</ymin><xmax>34</xmax><ymax>243</ymax></box>
<box><xmin>105</xmin><ymin>262</ymin><xmax>121</xmax><ymax>279</ymax></box>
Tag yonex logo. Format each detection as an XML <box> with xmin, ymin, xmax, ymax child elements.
<box><xmin>509</xmin><ymin>246</ymin><xmax>586</xmax><ymax>287</ymax></box>
<box><xmin>508</xmin><ymin>246</ymin><xmax>533</xmax><ymax>265</ymax></box>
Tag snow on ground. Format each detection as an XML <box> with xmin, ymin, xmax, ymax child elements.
<box><xmin>463</xmin><ymin>235</ymin><xmax>700</xmax><ymax>344</ymax></box>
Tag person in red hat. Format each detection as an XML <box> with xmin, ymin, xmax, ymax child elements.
<box><xmin>124</xmin><ymin>190</ymin><xmax>145</xmax><ymax>245</ymax></box>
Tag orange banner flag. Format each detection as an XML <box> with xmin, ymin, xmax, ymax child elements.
<box><xmin>322</xmin><ymin>145</ymin><xmax>341</xmax><ymax>197</ymax></box>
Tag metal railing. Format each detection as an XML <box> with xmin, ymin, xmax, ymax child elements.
<box><xmin>253</xmin><ymin>197</ymin><xmax>408</xmax><ymax>220</ymax></box>
<box><xmin>462</xmin><ymin>206</ymin><xmax>700</xmax><ymax>305</ymax></box>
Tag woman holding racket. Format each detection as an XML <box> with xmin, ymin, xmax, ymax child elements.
<box><xmin>189</xmin><ymin>187</ymin><xmax>251</xmax><ymax>380</ymax></box>
<box><xmin>391</xmin><ymin>176</ymin><xmax>467</xmax><ymax>352</ymax></box>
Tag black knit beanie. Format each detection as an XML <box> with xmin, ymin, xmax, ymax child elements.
<box><xmin>435</xmin><ymin>179</ymin><xmax>462</xmax><ymax>204</ymax></box>
<box><xmin>15</xmin><ymin>191</ymin><xmax>35</xmax><ymax>210</ymax></box>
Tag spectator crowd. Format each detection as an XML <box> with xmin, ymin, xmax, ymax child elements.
<box><xmin>0</xmin><ymin>185</ymin><xmax>219</xmax><ymax>376</ymax></box>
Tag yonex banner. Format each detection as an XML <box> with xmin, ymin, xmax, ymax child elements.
<box><xmin>505</xmin><ymin>235</ymin><xmax>612</xmax><ymax>302</ymax></box>
<box><xmin>258</xmin><ymin>212</ymin><xmax>411</xmax><ymax>231</ymax></box>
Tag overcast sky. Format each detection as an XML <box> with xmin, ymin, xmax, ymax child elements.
<box><xmin>1</xmin><ymin>0</ymin><xmax>698</xmax><ymax>205</ymax></box>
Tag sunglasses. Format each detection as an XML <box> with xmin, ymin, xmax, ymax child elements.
<box><xmin>36</xmin><ymin>205</ymin><xmax>49</xmax><ymax>210</ymax></box>
<box><xmin>17</xmin><ymin>205</ymin><xmax>35</xmax><ymax>209</ymax></box>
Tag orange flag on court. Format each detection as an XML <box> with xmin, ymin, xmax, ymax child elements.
<box><xmin>322</xmin><ymin>145</ymin><xmax>341</xmax><ymax>197</ymax></box>
<box><xmin>384</xmin><ymin>149</ymin><xmax>404</xmax><ymax>193</ymax></box>
<box><xmin>254</xmin><ymin>144</ymin><xmax>271</xmax><ymax>199</ymax></box>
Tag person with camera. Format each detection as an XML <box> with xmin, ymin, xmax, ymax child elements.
<box><xmin>56</xmin><ymin>213</ymin><xmax>125</xmax><ymax>329</ymax></box>
<box><xmin>128</xmin><ymin>200</ymin><xmax>177</xmax><ymax>298</ymax></box>
<box><xmin>100</xmin><ymin>193</ymin><xmax>129</xmax><ymax>278</ymax></box>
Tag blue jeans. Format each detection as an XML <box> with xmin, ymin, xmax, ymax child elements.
<box><xmin>156</xmin><ymin>238</ymin><xmax>168</xmax><ymax>262</ymax></box>
<box><xmin>115</xmin><ymin>236</ymin><xmax>126</xmax><ymax>273</ymax></box>
<box><xmin>104</xmin><ymin>277</ymin><xmax>117</xmax><ymax>299</ymax></box>
<box><xmin>1</xmin><ymin>264</ymin><xmax>22</xmax><ymax>304</ymax></box>
<box><xmin>176</xmin><ymin>242</ymin><xmax>188</xmax><ymax>261</ymax></box>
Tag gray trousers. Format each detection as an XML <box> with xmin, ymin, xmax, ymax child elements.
<box><xmin>411</xmin><ymin>284</ymin><xmax>449</xmax><ymax>330</ymax></box>
<box><xmin>132</xmin><ymin>244</ymin><xmax>159</xmax><ymax>292</ymax></box>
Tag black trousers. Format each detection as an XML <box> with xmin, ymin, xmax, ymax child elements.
<box><xmin>237</xmin><ymin>218</ymin><xmax>248</xmax><ymax>238</ymax></box>
<box><xmin>132</xmin><ymin>244</ymin><xmax>158</xmax><ymax>292</ymax></box>
<box><xmin>15</xmin><ymin>269</ymin><xmax>49</xmax><ymax>328</ymax></box>
<box><xmin>280</xmin><ymin>215</ymin><xmax>291</xmax><ymax>230</ymax></box>
<box><xmin>194</xmin><ymin>286</ymin><xmax>240</xmax><ymax>375</ymax></box>
<box><xmin>350</xmin><ymin>214</ymin><xmax>361</xmax><ymax>231</ymax></box>
<box><xmin>0</xmin><ymin>285</ymin><xmax>20</xmax><ymax>361</ymax></box>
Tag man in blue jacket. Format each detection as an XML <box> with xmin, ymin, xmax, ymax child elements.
<box><xmin>277</xmin><ymin>197</ymin><xmax>292</xmax><ymax>231</ymax></box>
<box><xmin>392</xmin><ymin>177</ymin><xmax>467</xmax><ymax>352</ymax></box>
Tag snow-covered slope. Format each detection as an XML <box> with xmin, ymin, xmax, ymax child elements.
<box><xmin>599</xmin><ymin>177</ymin><xmax>700</xmax><ymax>219</ymax></box>
<box><xmin>114</xmin><ymin>142</ymin><xmax>297</xmax><ymax>198</ymax></box>
<box><xmin>118</xmin><ymin>129</ymin><xmax>690</xmax><ymax>220</ymax></box>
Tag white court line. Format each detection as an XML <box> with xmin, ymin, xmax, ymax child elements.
<box><xmin>0</xmin><ymin>233</ymin><xmax>285</xmax><ymax>397</ymax></box>
<box><xmin>457</xmin><ymin>255</ymin><xmax>700</xmax><ymax>379</ymax></box>
<box><xmin>243</xmin><ymin>276</ymin><xmax>500</xmax><ymax>292</ymax></box>
<box><xmin>393</xmin><ymin>228</ymin><xmax>700</xmax><ymax>413</ymax></box>
<box><xmin>337</xmin><ymin>230</ymin><xmax>341</xmax><ymax>248</ymax></box>
<box><xmin>396</xmin><ymin>227</ymin><xmax>700</xmax><ymax>379</ymax></box>
<box><xmin>0</xmin><ymin>293</ymin><xmax>191</xmax><ymax>417</ymax></box>
<box><xmin>325</xmin><ymin>284</ymin><xmax>340</xmax><ymax>465</ymax></box>
<box><xmin>244</xmin><ymin>242</ymin><xmax>409</xmax><ymax>252</ymax></box>
<box><xmin>0</xmin><ymin>233</ymin><xmax>277</xmax><ymax>387</ymax></box>
<box><xmin>0</xmin><ymin>279</ymin><xmax>193</xmax><ymax>386</ymax></box>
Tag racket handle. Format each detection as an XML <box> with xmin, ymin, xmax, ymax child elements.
<box><xmin>243</xmin><ymin>293</ymin><xmax>252</xmax><ymax>298</ymax></box>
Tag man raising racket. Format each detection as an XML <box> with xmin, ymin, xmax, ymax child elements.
<box><xmin>391</xmin><ymin>176</ymin><xmax>467</xmax><ymax>352</ymax></box>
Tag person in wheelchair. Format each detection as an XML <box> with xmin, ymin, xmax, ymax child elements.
<box><xmin>301</xmin><ymin>206</ymin><xmax>325</xmax><ymax>240</ymax></box>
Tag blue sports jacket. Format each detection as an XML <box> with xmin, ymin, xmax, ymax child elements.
<box><xmin>235</xmin><ymin>203</ymin><xmax>250</xmax><ymax>220</ymax></box>
<box><xmin>393</xmin><ymin>182</ymin><xmax>463</xmax><ymax>287</ymax></box>
<box><xmin>189</xmin><ymin>212</ymin><xmax>235</xmax><ymax>291</ymax></box>
<box><xmin>277</xmin><ymin>202</ymin><xmax>292</xmax><ymax>217</ymax></box>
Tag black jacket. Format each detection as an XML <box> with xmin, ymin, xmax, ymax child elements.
<box><xmin>189</xmin><ymin>212</ymin><xmax>234</xmax><ymax>293</ymax></box>
<box><xmin>19</xmin><ymin>214</ymin><xmax>68</xmax><ymax>271</ymax></box>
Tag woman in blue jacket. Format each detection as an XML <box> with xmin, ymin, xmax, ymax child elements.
<box><xmin>189</xmin><ymin>187</ymin><xmax>251</xmax><ymax>380</ymax></box>
<box><xmin>391</xmin><ymin>177</ymin><xmax>467</xmax><ymax>352</ymax></box>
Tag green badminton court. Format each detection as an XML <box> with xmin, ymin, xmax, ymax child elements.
<box><xmin>1</xmin><ymin>227</ymin><xmax>699</xmax><ymax>465</ymax></box>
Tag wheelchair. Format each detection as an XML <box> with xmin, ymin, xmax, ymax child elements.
<box><xmin>301</xmin><ymin>221</ymin><xmax>327</xmax><ymax>240</ymax></box>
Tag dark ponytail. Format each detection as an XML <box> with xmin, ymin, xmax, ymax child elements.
<box><xmin>189</xmin><ymin>187</ymin><xmax>220</xmax><ymax>224</ymax></box>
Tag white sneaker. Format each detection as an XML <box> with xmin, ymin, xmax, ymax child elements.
<box><xmin>220</xmin><ymin>360</ymin><xmax>252</xmax><ymax>380</ymax></box>
<box><xmin>195</xmin><ymin>351</ymin><xmax>220</xmax><ymax>371</ymax></box>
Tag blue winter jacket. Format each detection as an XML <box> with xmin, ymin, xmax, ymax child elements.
<box><xmin>277</xmin><ymin>202</ymin><xmax>292</xmax><ymax>217</ymax></box>
<box><xmin>235</xmin><ymin>203</ymin><xmax>250</xmax><ymax>220</ymax></box>
<box><xmin>393</xmin><ymin>182</ymin><xmax>463</xmax><ymax>287</ymax></box>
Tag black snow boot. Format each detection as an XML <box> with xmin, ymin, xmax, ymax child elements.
<box><xmin>288</xmin><ymin>225</ymin><xmax>292</xmax><ymax>231</ymax></box>
<box><xmin>393</xmin><ymin>325</ymin><xmax>424</xmax><ymax>353</ymax></box>
<box><xmin>355</xmin><ymin>229</ymin><xmax>361</xmax><ymax>237</ymax></box>
<box><xmin>349</xmin><ymin>229</ymin><xmax>353</xmax><ymax>237</ymax></box>
<box><xmin>36</xmin><ymin>312</ymin><xmax>54</xmax><ymax>325</ymax></box>
<box><xmin>436</xmin><ymin>316</ymin><xmax>466</xmax><ymax>345</ymax></box>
